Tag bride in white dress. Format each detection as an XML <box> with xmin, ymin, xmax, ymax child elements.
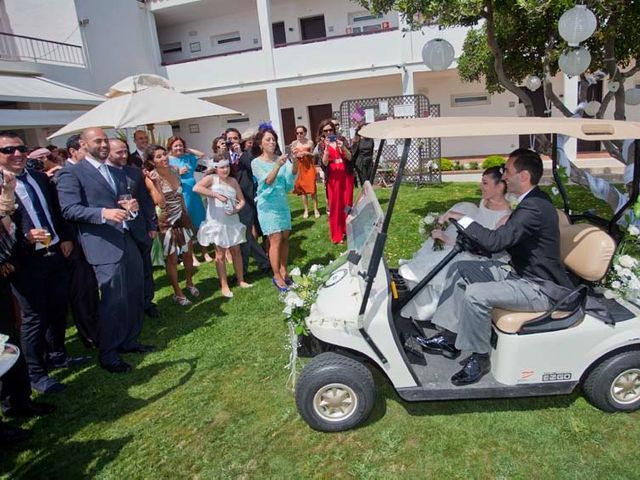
<box><xmin>194</xmin><ymin>159</ymin><xmax>253</xmax><ymax>298</ymax></box>
<box><xmin>399</xmin><ymin>166</ymin><xmax>512</xmax><ymax>320</ymax></box>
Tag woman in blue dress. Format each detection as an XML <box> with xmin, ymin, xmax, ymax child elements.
<box><xmin>167</xmin><ymin>135</ymin><xmax>212</xmax><ymax>265</ymax></box>
<box><xmin>251</xmin><ymin>127</ymin><xmax>298</xmax><ymax>292</ymax></box>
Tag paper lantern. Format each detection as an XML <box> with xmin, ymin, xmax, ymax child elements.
<box><xmin>526</xmin><ymin>75</ymin><xmax>542</xmax><ymax>92</ymax></box>
<box><xmin>608</xmin><ymin>81</ymin><xmax>620</xmax><ymax>93</ymax></box>
<box><xmin>584</xmin><ymin>101</ymin><xmax>601</xmax><ymax>117</ymax></box>
<box><xmin>558</xmin><ymin>46</ymin><xmax>591</xmax><ymax>77</ymax></box>
<box><xmin>421</xmin><ymin>38</ymin><xmax>455</xmax><ymax>71</ymax></box>
<box><xmin>625</xmin><ymin>88</ymin><xmax>640</xmax><ymax>106</ymax></box>
<box><xmin>558</xmin><ymin>5</ymin><xmax>597</xmax><ymax>47</ymax></box>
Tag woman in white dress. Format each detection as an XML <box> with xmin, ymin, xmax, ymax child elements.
<box><xmin>399</xmin><ymin>166</ymin><xmax>512</xmax><ymax>320</ymax></box>
<box><xmin>194</xmin><ymin>159</ymin><xmax>253</xmax><ymax>298</ymax></box>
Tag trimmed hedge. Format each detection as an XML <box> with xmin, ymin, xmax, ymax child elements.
<box><xmin>482</xmin><ymin>155</ymin><xmax>506</xmax><ymax>169</ymax></box>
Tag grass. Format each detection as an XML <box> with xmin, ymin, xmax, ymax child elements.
<box><xmin>2</xmin><ymin>182</ymin><xmax>637</xmax><ymax>479</ymax></box>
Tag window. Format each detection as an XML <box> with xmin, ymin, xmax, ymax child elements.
<box><xmin>348</xmin><ymin>12</ymin><xmax>383</xmax><ymax>24</ymax></box>
<box><xmin>161</xmin><ymin>42</ymin><xmax>182</xmax><ymax>54</ymax></box>
<box><xmin>227</xmin><ymin>117</ymin><xmax>249</xmax><ymax>124</ymax></box>
<box><xmin>211</xmin><ymin>32</ymin><xmax>241</xmax><ymax>47</ymax></box>
<box><xmin>450</xmin><ymin>93</ymin><xmax>490</xmax><ymax>107</ymax></box>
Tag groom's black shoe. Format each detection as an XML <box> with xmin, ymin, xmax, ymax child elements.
<box><xmin>415</xmin><ymin>334</ymin><xmax>460</xmax><ymax>359</ymax></box>
<box><xmin>451</xmin><ymin>353</ymin><xmax>491</xmax><ymax>386</ymax></box>
<box><xmin>401</xmin><ymin>334</ymin><xmax>425</xmax><ymax>359</ymax></box>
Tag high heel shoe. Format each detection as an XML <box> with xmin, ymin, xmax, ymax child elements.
<box><xmin>221</xmin><ymin>290</ymin><xmax>234</xmax><ymax>298</ymax></box>
<box><xmin>272</xmin><ymin>277</ymin><xmax>288</xmax><ymax>293</ymax></box>
<box><xmin>284</xmin><ymin>276</ymin><xmax>294</xmax><ymax>286</ymax></box>
<box><xmin>173</xmin><ymin>295</ymin><xmax>192</xmax><ymax>306</ymax></box>
<box><xmin>186</xmin><ymin>285</ymin><xmax>200</xmax><ymax>297</ymax></box>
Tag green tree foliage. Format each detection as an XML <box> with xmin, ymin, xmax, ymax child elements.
<box><xmin>357</xmin><ymin>0</ymin><xmax>640</xmax><ymax>157</ymax></box>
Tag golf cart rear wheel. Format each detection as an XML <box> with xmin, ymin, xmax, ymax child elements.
<box><xmin>295</xmin><ymin>352</ymin><xmax>375</xmax><ymax>432</ymax></box>
<box><xmin>584</xmin><ymin>351</ymin><xmax>640</xmax><ymax>412</ymax></box>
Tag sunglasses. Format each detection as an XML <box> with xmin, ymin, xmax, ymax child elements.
<box><xmin>322</xmin><ymin>128</ymin><xmax>334</xmax><ymax>133</ymax></box>
<box><xmin>0</xmin><ymin>145</ymin><xmax>28</xmax><ymax>154</ymax></box>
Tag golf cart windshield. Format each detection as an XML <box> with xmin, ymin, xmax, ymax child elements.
<box><xmin>347</xmin><ymin>182</ymin><xmax>384</xmax><ymax>276</ymax></box>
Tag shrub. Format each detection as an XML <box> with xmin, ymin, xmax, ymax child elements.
<box><xmin>454</xmin><ymin>160</ymin><xmax>464</xmax><ymax>171</ymax></box>
<box><xmin>440</xmin><ymin>157</ymin><xmax>453</xmax><ymax>171</ymax></box>
<box><xmin>469</xmin><ymin>161</ymin><xmax>480</xmax><ymax>170</ymax></box>
<box><xmin>482</xmin><ymin>155</ymin><xmax>506</xmax><ymax>169</ymax></box>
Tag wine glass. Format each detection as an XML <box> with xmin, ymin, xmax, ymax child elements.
<box><xmin>40</xmin><ymin>227</ymin><xmax>54</xmax><ymax>257</ymax></box>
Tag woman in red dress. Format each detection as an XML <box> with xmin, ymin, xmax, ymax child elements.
<box><xmin>318</xmin><ymin>119</ymin><xmax>353</xmax><ymax>244</ymax></box>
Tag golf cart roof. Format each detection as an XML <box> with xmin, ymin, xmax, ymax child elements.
<box><xmin>359</xmin><ymin>117</ymin><xmax>640</xmax><ymax>141</ymax></box>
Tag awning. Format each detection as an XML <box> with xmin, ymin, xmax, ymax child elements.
<box><xmin>0</xmin><ymin>74</ymin><xmax>104</xmax><ymax>105</ymax></box>
<box><xmin>0</xmin><ymin>109</ymin><xmax>89</xmax><ymax>128</ymax></box>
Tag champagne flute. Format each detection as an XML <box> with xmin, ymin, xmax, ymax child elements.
<box><xmin>118</xmin><ymin>193</ymin><xmax>133</xmax><ymax>219</ymax></box>
<box><xmin>40</xmin><ymin>227</ymin><xmax>54</xmax><ymax>257</ymax></box>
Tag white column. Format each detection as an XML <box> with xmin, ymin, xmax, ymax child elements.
<box><xmin>563</xmin><ymin>74</ymin><xmax>579</xmax><ymax>160</ymax></box>
<box><xmin>266</xmin><ymin>86</ymin><xmax>283</xmax><ymax>143</ymax></box>
<box><xmin>256</xmin><ymin>0</ymin><xmax>276</xmax><ymax>77</ymax></box>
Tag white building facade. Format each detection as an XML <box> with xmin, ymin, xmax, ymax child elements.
<box><xmin>1</xmin><ymin>0</ymin><xmax>639</xmax><ymax>157</ymax></box>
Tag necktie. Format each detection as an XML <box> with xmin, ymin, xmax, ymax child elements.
<box><xmin>16</xmin><ymin>173</ymin><xmax>54</xmax><ymax>234</ymax></box>
<box><xmin>99</xmin><ymin>163</ymin><xmax>117</xmax><ymax>193</ymax></box>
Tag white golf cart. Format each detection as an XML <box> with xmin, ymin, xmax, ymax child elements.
<box><xmin>294</xmin><ymin>116</ymin><xmax>640</xmax><ymax>432</ymax></box>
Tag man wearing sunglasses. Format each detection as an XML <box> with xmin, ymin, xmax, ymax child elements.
<box><xmin>0</xmin><ymin>132</ymin><xmax>75</xmax><ymax>395</ymax></box>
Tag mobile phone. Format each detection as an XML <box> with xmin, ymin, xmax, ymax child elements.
<box><xmin>225</xmin><ymin>140</ymin><xmax>234</xmax><ymax>150</ymax></box>
<box><xmin>328</xmin><ymin>134</ymin><xmax>337</xmax><ymax>142</ymax></box>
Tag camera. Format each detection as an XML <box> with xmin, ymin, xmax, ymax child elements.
<box><xmin>225</xmin><ymin>140</ymin><xmax>234</xmax><ymax>150</ymax></box>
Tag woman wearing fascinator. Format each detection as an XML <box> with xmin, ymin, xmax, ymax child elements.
<box><xmin>194</xmin><ymin>155</ymin><xmax>253</xmax><ymax>298</ymax></box>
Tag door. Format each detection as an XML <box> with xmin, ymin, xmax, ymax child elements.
<box><xmin>280</xmin><ymin>107</ymin><xmax>296</xmax><ymax>146</ymax></box>
<box><xmin>577</xmin><ymin>80</ymin><xmax>603</xmax><ymax>153</ymax></box>
<box><xmin>300</xmin><ymin>15</ymin><xmax>326</xmax><ymax>42</ymax></box>
<box><xmin>518</xmin><ymin>87</ymin><xmax>549</xmax><ymax>150</ymax></box>
<box><xmin>272</xmin><ymin>22</ymin><xmax>286</xmax><ymax>47</ymax></box>
<box><xmin>308</xmin><ymin>104</ymin><xmax>333</xmax><ymax>141</ymax></box>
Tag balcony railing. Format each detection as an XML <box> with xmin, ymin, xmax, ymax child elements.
<box><xmin>0</xmin><ymin>32</ymin><xmax>86</xmax><ymax>67</ymax></box>
<box><xmin>161</xmin><ymin>46</ymin><xmax>262</xmax><ymax>66</ymax></box>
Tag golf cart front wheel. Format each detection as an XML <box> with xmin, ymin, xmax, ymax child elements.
<box><xmin>583</xmin><ymin>350</ymin><xmax>640</xmax><ymax>412</ymax></box>
<box><xmin>295</xmin><ymin>352</ymin><xmax>375</xmax><ymax>432</ymax></box>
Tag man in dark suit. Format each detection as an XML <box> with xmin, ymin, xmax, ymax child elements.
<box><xmin>416</xmin><ymin>148</ymin><xmax>574</xmax><ymax>385</ymax></box>
<box><xmin>0</xmin><ymin>131</ymin><xmax>75</xmax><ymax>394</ymax></box>
<box><xmin>127</xmin><ymin>130</ymin><xmax>149</xmax><ymax>168</ymax></box>
<box><xmin>225</xmin><ymin>128</ymin><xmax>270</xmax><ymax>276</ymax></box>
<box><xmin>108</xmin><ymin>138</ymin><xmax>159</xmax><ymax>318</ymax></box>
<box><xmin>60</xmin><ymin>134</ymin><xmax>100</xmax><ymax>348</ymax></box>
<box><xmin>57</xmin><ymin>127</ymin><xmax>153</xmax><ymax>374</ymax></box>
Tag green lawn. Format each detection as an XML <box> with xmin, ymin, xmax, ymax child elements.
<box><xmin>3</xmin><ymin>182</ymin><xmax>638</xmax><ymax>479</ymax></box>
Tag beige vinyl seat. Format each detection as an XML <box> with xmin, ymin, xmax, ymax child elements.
<box><xmin>492</xmin><ymin>210</ymin><xmax>617</xmax><ymax>334</ymax></box>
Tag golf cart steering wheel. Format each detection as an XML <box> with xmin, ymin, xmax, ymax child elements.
<box><xmin>450</xmin><ymin>218</ymin><xmax>492</xmax><ymax>258</ymax></box>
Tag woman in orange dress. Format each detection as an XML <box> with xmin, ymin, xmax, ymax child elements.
<box><xmin>290</xmin><ymin>125</ymin><xmax>319</xmax><ymax>219</ymax></box>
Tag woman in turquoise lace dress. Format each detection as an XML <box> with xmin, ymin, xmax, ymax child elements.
<box><xmin>167</xmin><ymin>135</ymin><xmax>212</xmax><ymax>265</ymax></box>
<box><xmin>251</xmin><ymin>127</ymin><xmax>298</xmax><ymax>292</ymax></box>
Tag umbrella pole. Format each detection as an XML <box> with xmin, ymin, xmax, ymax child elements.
<box><xmin>147</xmin><ymin>123</ymin><xmax>156</xmax><ymax>144</ymax></box>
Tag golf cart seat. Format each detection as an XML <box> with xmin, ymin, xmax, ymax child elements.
<box><xmin>492</xmin><ymin>211</ymin><xmax>616</xmax><ymax>334</ymax></box>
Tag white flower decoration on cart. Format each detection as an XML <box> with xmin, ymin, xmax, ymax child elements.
<box><xmin>601</xmin><ymin>224</ymin><xmax>640</xmax><ymax>303</ymax></box>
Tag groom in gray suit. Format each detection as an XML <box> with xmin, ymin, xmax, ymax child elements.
<box><xmin>57</xmin><ymin>127</ymin><xmax>153</xmax><ymax>373</ymax></box>
<box><xmin>416</xmin><ymin>148</ymin><xmax>574</xmax><ymax>385</ymax></box>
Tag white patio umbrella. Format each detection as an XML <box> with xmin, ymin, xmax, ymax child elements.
<box><xmin>48</xmin><ymin>74</ymin><xmax>241</xmax><ymax>139</ymax></box>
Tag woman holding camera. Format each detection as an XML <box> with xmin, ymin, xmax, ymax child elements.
<box><xmin>317</xmin><ymin>119</ymin><xmax>353</xmax><ymax>244</ymax></box>
<box><xmin>167</xmin><ymin>136</ymin><xmax>209</xmax><ymax>265</ymax></box>
<box><xmin>251</xmin><ymin>127</ymin><xmax>298</xmax><ymax>292</ymax></box>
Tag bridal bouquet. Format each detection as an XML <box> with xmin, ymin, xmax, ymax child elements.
<box><xmin>601</xmin><ymin>224</ymin><xmax>640</xmax><ymax>303</ymax></box>
<box><xmin>418</xmin><ymin>212</ymin><xmax>447</xmax><ymax>251</ymax></box>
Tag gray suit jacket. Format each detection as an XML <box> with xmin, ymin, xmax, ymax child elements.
<box><xmin>57</xmin><ymin>159</ymin><xmax>132</xmax><ymax>265</ymax></box>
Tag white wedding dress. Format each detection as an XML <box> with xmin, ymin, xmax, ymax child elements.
<box><xmin>399</xmin><ymin>200</ymin><xmax>511</xmax><ymax>320</ymax></box>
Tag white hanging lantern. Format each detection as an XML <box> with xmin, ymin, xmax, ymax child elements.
<box><xmin>584</xmin><ymin>101</ymin><xmax>601</xmax><ymax>117</ymax></box>
<box><xmin>625</xmin><ymin>88</ymin><xmax>640</xmax><ymax>106</ymax></box>
<box><xmin>558</xmin><ymin>5</ymin><xmax>597</xmax><ymax>47</ymax></box>
<box><xmin>558</xmin><ymin>46</ymin><xmax>591</xmax><ymax>77</ymax></box>
<box><xmin>526</xmin><ymin>75</ymin><xmax>542</xmax><ymax>92</ymax></box>
<box><xmin>421</xmin><ymin>38</ymin><xmax>455</xmax><ymax>71</ymax></box>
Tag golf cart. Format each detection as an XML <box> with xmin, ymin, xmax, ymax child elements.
<box><xmin>294</xmin><ymin>116</ymin><xmax>640</xmax><ymax>432</ymax></box>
